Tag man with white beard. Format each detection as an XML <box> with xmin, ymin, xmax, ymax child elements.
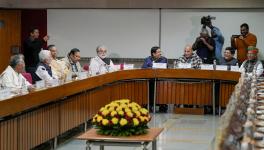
<box><xmin>89</xmin><ymin>45</ymin><xmax>115</xmax><ymax>76</ymax></box>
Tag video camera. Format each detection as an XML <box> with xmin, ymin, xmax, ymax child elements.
<box><xmin>201</xmin><ymin>15</ymin><xmax>216</xmax><ymax>27</ymax></box>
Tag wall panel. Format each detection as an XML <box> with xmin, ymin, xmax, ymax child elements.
<box><xmin>0</xmin><ymin>10</ymin><xmax>21</xmax><ymax>73</ymax></box>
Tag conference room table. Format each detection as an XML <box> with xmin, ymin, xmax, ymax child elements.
<box><xmin>0</xmin><ymin>69</ymin><xmax>240</xmax><ymax>150</ymax></box>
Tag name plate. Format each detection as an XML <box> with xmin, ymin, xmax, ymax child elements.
<box><xmin>216</xmin><ymin>65</ymin><xmax>228</xmax><ymax>71</ymax></box>
<box><xmin>78</xmin><ymin>72</ymin><xmax>88</xmax><ymax>80</ymax></box>
<box><xmin>201</xmin><ymin>64</ymin><xmax>214</xmax><ymax>70</ymax></box>
<box><xmin>178</xmin><ymin>63</ymin><xmax>192</xmax><ymax>69</ymax></box>
<box><xmin>50</xmin><ymin>78</ymin><xmax>60</xmax><ymax>86</ymax></box>
<box><xmin>124</xmin><ymin>64</ymin><xmax>134</xmax><ymax>70</ymax></box>
<box><xmin>153</xmin><ymin>63</ymin><xmax>167</xmax><ymax>69</ymax></box>
<box><xmin>35</xmin><ymin>80</ymin><xmax>45</xmax><ymax>89</ymax></box>
<box><xmin>231</xmin><ymin>66</ymin><xmax>240</xmax><ymax>72</ymax></box>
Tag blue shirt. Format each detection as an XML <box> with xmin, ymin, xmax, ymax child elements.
<box><xmin>211</xmin><ymin>26</ymin><xmax>224</xmax><ymax>60</ymax></box>
<box><xmin>142</xmin><ymin>56</ymin><xmax>168</xmax><ymax>68</ymax></box>
<box><xmin>218</xmin><ymin>57</ymin><xmax>238</xmax><ymax>66</ymax></box>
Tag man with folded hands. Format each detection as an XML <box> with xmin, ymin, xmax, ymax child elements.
<box><xmin>177</xmin><ymin>44</ymin><xmax>202</xmax><ymax>69</ymax></box>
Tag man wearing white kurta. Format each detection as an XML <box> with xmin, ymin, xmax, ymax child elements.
<box><xmin>0</xmin><ymin>55</ymin><xmax>31</xmax><ymax>91</ymax></box>
<box><xmin>89</xmin><ymin>45</ymin><xmax>115</xmax><ymax>76</ymax></box>
<box><xmin>35</xmin><ymin>50</ymin><xmax>58</xmax><ymax>83</ymax></box>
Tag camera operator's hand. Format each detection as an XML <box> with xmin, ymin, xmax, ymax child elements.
<box><xmin>195</xmin><ymin>37</ymin><xmax>201</xmax><ymax>42</ymax></box>
<box><xmin>200</xmin><ymin>37</ymin><xmax>207</xmax><ymax>44</ymax></box>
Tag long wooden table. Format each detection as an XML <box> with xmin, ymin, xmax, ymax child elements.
<box><xmin>76</xmin><ymin>128</ymin><xmax>164</xmax><ymax>150</ymax></box>
<box><xmin>0</xmin><ymin>69</ymin><xmax>240</xmax><ymax>150</ymax></box>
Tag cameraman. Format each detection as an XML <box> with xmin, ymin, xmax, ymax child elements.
<box><xmin>231</xmin><ymin>23</ymin><xmax>257</xmax><ymax>64</ymax></box>
<box><xmin>192</xmin><ymin>28</ymin><xmax>215</xmax><ymax>64</ymax></box>
<box><xmin>207</xmin><ymin>21</ymin><xmax>224</xmax><ymax>61</ymax></box>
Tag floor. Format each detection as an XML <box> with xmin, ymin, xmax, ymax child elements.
<box><xmin>56</xmin><ymin>113</ymin><xmax>219</xmax><ymax>150</ymax></box>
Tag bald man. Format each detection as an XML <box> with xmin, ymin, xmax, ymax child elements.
<box><xmin>177</xmin><ymin>44</ymin><xmax>203</xmax><ymax>69</ymax></box>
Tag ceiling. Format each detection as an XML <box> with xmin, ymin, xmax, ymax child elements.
<box><xmin>2</xmin><ymin>0</ymin><xmax>264</xmax><ymax>9</ymax></box>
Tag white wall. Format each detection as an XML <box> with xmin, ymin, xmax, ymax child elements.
<box><xmin>161</xmin><ymin>9</ymin><xmax>264</xmax><ymax>59</ymax></box>
<box><xmin>48</xmin><ymin>9</ymin><xmax>264</xmax><ymax>59</ymax></box>
<box><xmin>47</xmin><ymin>9</ymin><xmax>160</xmax><ymax>58</ymax></box>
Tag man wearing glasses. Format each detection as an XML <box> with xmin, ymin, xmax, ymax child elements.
<box><xmin>89</xmin><ymin>45</ymin><xmax>115</xmax><ymax>76</ymax></box>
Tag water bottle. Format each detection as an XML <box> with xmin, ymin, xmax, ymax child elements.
<box><xmin>213</xmin><ymin>59</ymin><xmax>216</xmax><ymax>70</ymax></box>
<box><xmin>173</xmin><ymin>59</ymin><xmax>178</xmax><ymax>69</ymax></box>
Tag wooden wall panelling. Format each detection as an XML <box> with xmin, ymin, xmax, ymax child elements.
<box><xmin>109</xmin><ymin>80</ymin><xmax>148</xmax><ymax>105</ymax></box>
<box><xmin>0</xmin><ymin>10</ymin><xmax>21</xmax><ymax>73</ymax></box>
<box><xmin>0</xmin><ymin>118</ymin><xmax>18</xmax><ymax>150</ymax></box>
<box><xmin>156</xmin><ymin>80</ymin><xmax>213</xmax><ymax>106</ymax></box>
<box><xmin>219</xmin><ymin>82</ymin><xmax>236</xmax><ymax>107</ymax></box>
<box><xmin>17</xmin><ymin>103</ymin><xmax>59</xmax><ymax>150</ymax></box>
<box><xmin>59</xmin><ymin>92</ymin><xmax>91</xmax><ymax>134</ymax></box>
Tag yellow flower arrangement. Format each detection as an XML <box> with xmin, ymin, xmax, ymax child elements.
<box><xmin>92</xmin><ymin>99</ymin><xmax>151</xmax><ymax>136</ymax></box>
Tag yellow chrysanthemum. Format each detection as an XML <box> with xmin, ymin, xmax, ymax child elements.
<box><xmin>116</xmin><ymin>106</ymin><xmax>123</xmax><ymax>112</ymax></box>
<box><xmin>102</xmin><ymin>119</ymin><xmax>109</xmax><ymax>126</ymax></box>
<box><xmin>120</xmin><ymin>103</ymin><xmax>128</xmax><ymax>109</ymax></box>
<box><xmin>102</xmin><ymin>109</ymin><xmax>110</xmax><ymax>116</ymax></box>
<box><xmin>97</xmin><ymin>115</ymin><xmax>103</xmax><ymax>122</ymax></box>
<box><xmin>125</xmin><ymin>108</ymin><xmax>131</xmax><ymax>113</ymax></box>
<box><xmin>139</xmin><ymin>116</ymin><xmax>145</xmax><ymax>122</ymax></box>
<box><xmin>111</xmin><ymin>117</ymin><xmax>119</xmax><ymax>125</ymax></box>
<box><xmin>108</xmin><ymin>107</ymin><xmax>115</xmax><ymax>112</ymax></box>
<box><xmin>134</xmin><ymin>111</ymin><xmax>141</xmax><ymax>117</ymax></box>
<box><xmin>133</xmin><ymin>118</ymin><xmax>139</xmax><ymax>126</ymax></box>
<box><xmin>110</xmin><ymin>111</ymin><xmax>117</xmax><ymax>117</ymax></box>
<box><xmin>126</xmin><ymin>111</ymin><xmax>133</xmax><ymax>118</ymax></box>
<box><xmin>99</xmin><ymin>107</ymin><xmax>105</xmax><ymax>112</ymax></box>
<box><xmin>92</xmin><ymin>117</ymin><xmax>96</xmax><ymax>123</ymax></box>
<box><xmin>143</xmin><ymin>116</ymin><xmax>149</xmax><ymax>122</ymax></box>
<box><xmin>132</xmin><ymin>107</ymin><xmax>138</xmax><ymax>112</ymax></box>
<box><xmin>118</xmin><ymin>110</ymin><xmax>124</xmax><ymax>116</ymax></box>
<box><xmin>140</xmin><ymin>108</ymin><xmax>148</xmax><ymax>115</ymax></box>
<box><xmin>120</xmin><ymin>118</ymin><xmax>128</xmax><ymax>126</ymax></box>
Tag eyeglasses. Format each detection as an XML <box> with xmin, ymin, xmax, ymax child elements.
<box><xmin>98</xmin><ymin>50</ymin><xmax>107</xmax><ymax>53</ymax></box>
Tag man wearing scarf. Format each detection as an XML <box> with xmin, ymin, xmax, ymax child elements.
<box><xmin>240</xmin><ymin>46</ymin><xmax>263</xmax><ymax>77</ymax></box>
<box><xmin>89</xmin><ymin>45</ymin><xmax>115</xmax><ymax>76</ymax></box>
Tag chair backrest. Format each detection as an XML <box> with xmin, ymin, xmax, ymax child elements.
<box><xmin>22</xmin><ymin>72</ymin><xmax>33</xmax><ymax>84</ymax></box>
<box><xmin>83</xmin><ymin>64</ymin><xmax>89</xmax><ymax>71</ymax></box>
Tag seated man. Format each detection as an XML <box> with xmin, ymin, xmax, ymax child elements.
<box><xmin>0</xmin><ymin>54</ymin><xmax>32</xmax><ymax>91</ymax></box>
<box><xmin>192</xmin><ymin>28</ymin><xmax>215</xmax><ymax>64</ymax></box>
<box><xmin>89</xmin><ymin>45</ymin><xmax>115</xmax><ymax>76</ymax></box>
<box><xmin>48</xmin><ymin>45</ymin><xmax>66</xmax><ymax>80</ymax></box>
<box><xmin>142</xmin><ymin>46</ymin><xmax>167</xmax><ymax>68</ymax></box>
<box><xmin>177</xmin><ymin>44</ymin><xmax>202</xmax><ymax>69</ymax></box>
<box><xmin>61</xmin><ymin>48</ymin><xmax>82</xmax><ymax>78</ymax></box>
<box><xmin>218</xmin><ymin>47</ymin><xmax>238</xmax><ymax>66</ymax></box>
<box><xmin>240</xmin><ymin>46</ymin><xmax>263</xmax><ymax>77</ymax></box>
<box><xmin>35</xmin><ymin>50</ymin><xmax>58</xmax><ymax>83</ymax></box>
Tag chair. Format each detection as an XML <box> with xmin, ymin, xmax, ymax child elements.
<box><xmin>22</xmin><ymin>72</ymin><xmax>33</xmax><ymax>84</ymax></box>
